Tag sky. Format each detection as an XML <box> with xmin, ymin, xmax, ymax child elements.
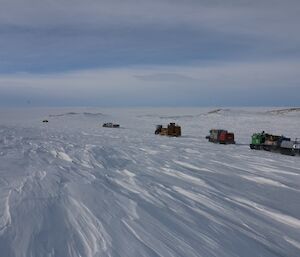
<box><xmin>0</xmin><ymin>0</ymin><xmax>299</xmax><ymax>107</ymax></box>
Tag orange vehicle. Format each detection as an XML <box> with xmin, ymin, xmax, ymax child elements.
<box><xmin>155</xmin><ymin>123</ymin><xmax>181</xmax><ymax>137</ymax></box>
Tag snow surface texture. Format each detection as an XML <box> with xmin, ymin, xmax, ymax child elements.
<box><xmin>0</xmin><ymin>107</ymin><xmax>300</xmax><ymax>257</ymax></box>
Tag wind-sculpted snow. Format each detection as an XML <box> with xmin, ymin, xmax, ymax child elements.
<box><xmin>0</xmin><ymin>108</ymin><xmax>299</xmax><ymax>257</ymax></box>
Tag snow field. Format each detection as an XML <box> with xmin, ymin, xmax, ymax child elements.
<box><xmin>0</xmin><ymin>107</ymin><xmax>299</xmax><ymax>257</ymax></box>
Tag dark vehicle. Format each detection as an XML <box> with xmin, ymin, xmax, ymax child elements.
<box><xmin>155</xmin><ymin>125</ymin><xmax>163</xmax><ymax>135</ymax></box>
<box><xmin>103</xmin><ymin>123</ymin><xmax>120</xmax><ymax>128</ymax></box>
<box><xmin>206</xmin><ymin>129</ymin><xmax>235</xmax><ymax>144</ymax></box>
<box><xmin>155</xmin><ymin>123</ymin><xmax>181</xmax><ymax>137</ymax></box>
<box><xmin>42</xmin><ymin>120</ymin><xmax>49</xmax><ymax>123</ymax></box>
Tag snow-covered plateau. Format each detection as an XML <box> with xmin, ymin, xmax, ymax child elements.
<box><xmin>0</xmin><ymin>107</ymin><xmax>299</xmax><ymax>257</ymax></box>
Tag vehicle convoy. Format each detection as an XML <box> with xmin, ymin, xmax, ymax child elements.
<box><xmin>206</xmin><ymin>129</ymin><xmax>235</xmax><ymax>144</ymax></box>
<box><xmin>103</xmin><ymin>123</ymin><xmax>120</xmax><ymax>128</ymax></box>
<box><xmin>249</xmin><ymin>131</ymin><xmax>299</xmax><ymax>156</ymax></box>
<box><xmin>155</xmin><ymin>123</ymin><xmax>181</xmax><ymax>137</ymax></box>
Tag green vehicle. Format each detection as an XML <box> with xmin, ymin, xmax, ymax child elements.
<box><xmin>250</xmin><ymin>132</ymin><xmax>267</xmax><ymax>149</ymax></box>
<box><xmin>250</xmin><ymin>131</ymin><xmax>291</xmax><ymax>152</ymax></box>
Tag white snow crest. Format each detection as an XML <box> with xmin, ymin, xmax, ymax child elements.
<box><xmin>232</xmin><ymin>197</ymin><xmax>300</xmax><ymax>229</ymax></box>
<box><xmin>65</xmin><ymin>197</ymin><xmax>111</xmax><ymax>257</ymax></box>
<box><xmin>57</xmin><ymin>152</ymin><xmax>73</xmax><ymax>162</ymax></box>
<box><xmin>0</xmin><ymin>190</ymin><xmax>12</xmax><ymax>235</ymax></box>
<box><xmin>240</xmin><ymin>175</ymin><xmax>288</xmax><ymax>188</ymax></box>
<box><xmin>50</xmin><ymin>150</ymin><xmax>73</xmax><ymax>162</ymax></box>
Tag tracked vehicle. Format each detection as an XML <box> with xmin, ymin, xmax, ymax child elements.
<box><xmin>206</xmin><ymin>129</ymin><xmax>235</xmax><ymax>144</ymax></box>
<box><xmin>103</xmin><ymin>123</ymin><xmax>120</xmax><ymax>128</ymax></box>
<box><xmin>249</xmin><ymin>131</ymin><xmax>295</xmax><ymax>154</ymax></box>
<box><xmin>155</xmin><ymin>123</ymin><xmax>181</xmax><ymax>137</ymax></box>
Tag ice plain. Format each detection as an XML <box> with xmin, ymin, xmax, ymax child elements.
<box><xmin>0</xmin><ymin>107</ymin><xmax>299</xmax><ymax>257</ymax></box>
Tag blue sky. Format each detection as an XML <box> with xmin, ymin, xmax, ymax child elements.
<box><xmin>0</xmin><ymin>0</ymin><xmax>299</xmax><ymax>106</ymax></box>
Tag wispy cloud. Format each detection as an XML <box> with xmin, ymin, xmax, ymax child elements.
<box><xmin>0</xmin><ymin>61</ymin><xmax>299</xmax><ymax>106</ymax></box>
<box><xmin>0</xmin><ymin>0</ymin><xmax>299</xmax><ymax>105</ymax></box>
<box><xmin>135</xmin><ymin>73</ymin><xmax>198</xmax><ymax>83</ymax></box>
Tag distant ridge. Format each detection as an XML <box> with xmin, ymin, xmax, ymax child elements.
<box><xmin>266</xmin><ymin>108</ymin><xmax>300</xmax><ymax>115</ymax></box>
<box><xmin>207</xmin><ymin>108</ymin><xmax>223</xmax><ymax>114</ymax></box>
<box><xmin>49</xmin><ymin>112</ymin><xmax>105</xmax><ymax>117</ymax></box>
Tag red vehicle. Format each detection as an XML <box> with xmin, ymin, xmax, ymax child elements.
<box><xmin>206</xmin><ymin>129</ymin><xmax>235</xmax><ymax>144</ymax></box>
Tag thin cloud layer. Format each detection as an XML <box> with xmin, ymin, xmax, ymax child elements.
<box><xmin>1</xmin><ymin>61</ymin><xmax>299</xmax><ymax>106</ymax></box>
